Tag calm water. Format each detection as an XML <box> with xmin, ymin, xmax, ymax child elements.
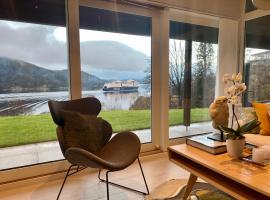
<box><xmin>0</xmin><ymin>86</ymin><xmax>150</xmax><ymax>116</ymax></box>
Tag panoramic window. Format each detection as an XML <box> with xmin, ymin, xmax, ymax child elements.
<box><xmin>169</xmin><ymin>21</ymin><xmax>218</xmax><ymax>139</ymax></box>
<box><xmin>244</xmin><ymin>15</ymin><xmax>270</xmax><ymax>105</ymax></box>
<box><xmin>0</xmin><ymin>1</ymin><xmax>67</xmax><ymax>170</ymax></box>
<box><xmin>79</xmin><ymin>6</ymin><xmax>152</xmax><ymax>143</ymax></box>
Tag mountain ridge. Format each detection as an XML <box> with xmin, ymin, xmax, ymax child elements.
<box><xmin>0</xmin><ymin>57</ymin><xmax>106</xmax><ymax>93</ymax></box>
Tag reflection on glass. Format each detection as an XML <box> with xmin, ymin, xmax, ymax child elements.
<box><xmin>244</xmin><ymin>48</ymin><xmax>270</xmax><ymax>103</ymax></box>
<box><xmin>190</xmin><ymin>42</ymin><xmax>217</xmax><ymax>122</ymax></box>
<box><xmin>80</xmin><ymin>7</ymin><xmax>152</xmax><ymax>143</ymax></box>
<box><xmin>168</xmin><ymin>39</ymin><xmax>185</xmax><ymax>127</ymax></box>
<box><xmin>82</xmin><ymin>86</ymin><xmax>149</xmax><ymax>110</ymax></box>
<box><xmin>169</xmin><ymin>20</ymin><xmax>218</xmax><ymax>139</ymax></box>
<box><xmin>0</xmin><ymin>20</ymin><xmax>68</xmax><ymax>169</ymax></box>
<box><xmin>244</xmin><ymin>14</ymin><xmax>270</xmax><ymax>104</ymax></box>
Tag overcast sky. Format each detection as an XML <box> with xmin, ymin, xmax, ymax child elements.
<box><xmin>0</xmin><ymin>20</ymin><xmax>226</xmax><ymax>80</ymax></box>
<box><xmin>0</xmin><ymin>20</ymin><xmax>151</xmax><ymax>80</ymax></box>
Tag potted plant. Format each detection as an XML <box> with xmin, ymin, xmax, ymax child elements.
<box><xmin>218</xmin><ymin>73</ymin><xmax>261</xmax><ymax>158</ymax></box>
<box><xmin>219</xmin><ymin>119</ymin><xmax>260</xmax><ymax>158</ymax></box>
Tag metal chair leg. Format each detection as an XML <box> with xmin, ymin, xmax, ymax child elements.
<box><xmin>56</xmin><ymin>164</ymin><xmax>74</xmax><ymax>200</ymax></box>
<box><xmin>98</xmin><ymin>168</ymin><xmax>102</xmax><ymax>181</ymax></box>
<box><xmin>137</xmin><ymin>157</ymin><xmax>149</xmax><ymax>195</ymax></box>
<box><xmin>106</xmin><ymin>171</ymin><xmax>110</xmax><ymax>200</ymax></box>
<box><xmin>98</xmin><ymin>158</ymin><xmax>149</xmax><ymax>196</ymax></box>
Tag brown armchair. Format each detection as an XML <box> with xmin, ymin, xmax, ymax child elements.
<box><xmin>48</xmin><ymin>97</ymin><xmax>149</xmax><ymax>200</ymax></box>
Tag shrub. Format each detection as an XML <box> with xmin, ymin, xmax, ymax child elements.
<box><xmin>130</xmin><ymin>96</ymin><xmax>151</xmax><ymax>110</ymax></box>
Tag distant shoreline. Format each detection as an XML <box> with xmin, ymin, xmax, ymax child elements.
<box><xmin>0</xmin><ymin>88</ymin><xmax>150</xmax><ymax>116</ymax></box>
<box><xmin>0</xmin><ymin>87</ymin><xmax>70</xmax><ymax>94</ymax></box>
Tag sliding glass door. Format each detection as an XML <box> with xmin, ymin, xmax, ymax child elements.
<box><xmin>0</xmin><ymin>0</ymin><xmax>222</xmax><ymax>173</ymax></box>
<box><xmin>244</xmin><ymin>14</ymin><xmax>270</xmax><ymax>105</ymax></box>
<box><xmin>78</xmin><ymin>1</ymin><xmax>154</xmax><ymax>146</ymax></box>
<box><xmin>0</xmin><ymin>0</ymin><xmax>67</xmax><ymax>170</ymax></box>
<box><xmin>168</xmin><ymin>13</ymin><xmax>219</xmax><ymax>140</ymax></box>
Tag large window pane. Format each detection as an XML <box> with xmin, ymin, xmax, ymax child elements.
<box><xmin>0</xmin><ymin>1</ymin><xmax>67</xmax><ymax>170</ymax></box>
<box><xmin>79</xmin><ymin>6</ymin><xmax>152</xmax><ymax>143</ymax></box>
<box><xmin>169</xmin><ymin>21</ymin><xmax>218</xmax><ymax>139</ymax></box>
<box><xmin>244</xmin><ymin>15</ymin><xmax>270</xmax><ymax>104</ymax></box>
<box><xmin>190</xmin><ymin>42</ymin><xmax>218</xmax><ymax>123</ymax></box>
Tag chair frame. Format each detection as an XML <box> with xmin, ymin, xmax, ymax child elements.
<box><xmin>48</xmin><ymin>97</ymin><xmax>149</xmax><ymax>200</ymax></box>
<box><xmin>56</xmin><ymin>157</ymin><xmax>149</xmax><ymax>200</ymax></box>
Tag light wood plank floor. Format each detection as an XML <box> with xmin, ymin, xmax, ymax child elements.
<box><xmin>0</xmin><ymin>154</ymin><xmax>189</xmax><ymax>200</ymax></box>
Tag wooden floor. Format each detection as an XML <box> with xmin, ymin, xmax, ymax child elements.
<box><xmin>0</xmin><ymin>153</ymin><xmax>189</xmax><ymax>200</ymax></box>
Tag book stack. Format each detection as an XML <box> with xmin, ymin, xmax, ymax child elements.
<box><xmin>186</xmin><ymin>134</ymin><xmax>227</xmax><ymax>155</ymax></box>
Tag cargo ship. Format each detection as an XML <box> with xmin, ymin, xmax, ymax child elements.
<box><xmin>102</xmin><ymin>80</ymin><xmax>139</xmax><ymax>92</ymax></box>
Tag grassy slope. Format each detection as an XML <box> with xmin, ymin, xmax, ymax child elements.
<box><xmin>0</xmin><ymin>108</ymin><xmax>210</xmax><ymax>148</ymax></box>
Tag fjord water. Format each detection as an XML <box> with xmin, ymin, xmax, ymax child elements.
<box><xmin>0</xmin><ymin>86</ymin><xmax>149</xmax><ymax>116</ymax></box>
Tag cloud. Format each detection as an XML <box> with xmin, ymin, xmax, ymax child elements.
<box><xmin>80</xmin><ymin>40</ymin><xmax>149</xmax><ymax>72</ymax></box>
<box><xmin>0</xmin><ymin>21</ymin><xmax>67</xmax><ymax>69</ymax></box>
<box><xmin>0</xmin><ymin>21</ymin><xmax>150</xmax><ymax>79</ymax></box>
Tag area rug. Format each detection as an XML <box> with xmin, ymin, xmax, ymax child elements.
<box><xmin>145</xmin><ymin>179</ymin><xmax>235</xmax><ymax>200</ymax></box>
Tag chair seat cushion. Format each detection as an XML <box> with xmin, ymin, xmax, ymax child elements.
<box><xmin>65</xmin><ymin>132</ymin><xmax>141</xmax><ymax>170</ymax></box>
<box><xmin>99</xmin><ymin>131</ymin><xmax>141</xmax><ymax>170</ymax></box>
<box><xmin>61</xmin><ymin>110</ymin><xmax>112</xmax><ymax>154</ymax></box>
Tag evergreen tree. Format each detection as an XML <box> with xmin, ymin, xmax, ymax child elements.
<box><xmin>192</xmin><ymin>42</ymin><xmax>215</xmax><ymax>108</ymax></box>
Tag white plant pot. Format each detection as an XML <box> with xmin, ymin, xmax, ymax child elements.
<box><xmin>226</xmin><ymin>139</ymin><xmax>245</xmax><ymax>159</ymax></box>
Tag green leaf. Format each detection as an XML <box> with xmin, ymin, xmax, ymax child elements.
<box><xmin>226</xmin><ymin>133</ymin><xmax>236</xmax><ymax>140</ymax></box>
<box><xmin>239</xmin><ymin>119</ymin><xmax>261</xmax><ymax>133</ymax></box>
<box><xmin>218</xmin><ymin>125</ymin><xmax>237</xmax><ymax>134</ymax></box>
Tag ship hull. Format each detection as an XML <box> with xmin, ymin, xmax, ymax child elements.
<box><xmin>102</xmin><ymin>86</ymin><xmax>139</xmax><ymax>93</ymax></box>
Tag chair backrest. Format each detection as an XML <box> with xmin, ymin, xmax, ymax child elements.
<box><xmin>48</xmin><ymin>97</ymin><xmax>102</xmax><ymax>126</ymax></box>
<box><xmin>48</xmin><ymin>97</ymin><xmax>107</xmax><ymax>155</ymax></box>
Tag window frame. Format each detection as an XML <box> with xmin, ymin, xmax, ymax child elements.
<box><xmin>167</xmin><ymin>9</ymin><xmax>220</xmax><ymax>145</ymax></box>
<box><xmin>78</xmin><ymin>0</ymin><xmax>163</xmax><ymax>152</ymax></box>
<box><xmin>242</xmin><ymin>0</ymin><xmax>270</xmax><ymax>105</ymax></box>
<box><xmin>0</xmin><ymin>0</ymin><xmax>165</xmax><ymax>182</ymax></box>
<box><xmin>0</xmin><ymin>0</ymin><xmax>244</xmax><ymax>185</ymax></box>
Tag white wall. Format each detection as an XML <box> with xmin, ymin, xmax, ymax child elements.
<box><xmin>215</xmin><ymin>19</ymin><xmax>240</xmax><ymax>98</ymax></box>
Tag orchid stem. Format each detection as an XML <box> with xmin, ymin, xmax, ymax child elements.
<box><xmin>231</xmin><ymin>107</ymin><xmax>234</xmax><ymax>129</ymax></box>
<box><xmin>231</xmin><ymin>104</ymin><xmax>240</xmax><ymax>129</ymax></box>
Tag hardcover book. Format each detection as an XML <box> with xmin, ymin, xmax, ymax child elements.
<box><xmin>186</xmin><ymin>134</ymin><xmax>227</xmax><ymax>155</ymax></box>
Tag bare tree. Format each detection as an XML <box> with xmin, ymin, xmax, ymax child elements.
<box><xmin>168</xmin><ymin>40</ymin><xmax>185</xmax><ymax>107</ymax></box>
<box><xmin>169</xmin><ymin>40</ymin><xmax>185</xmax><ymax>94</ymax></box>
<box><xmin>143</xmin><ymin>41</ymin><xmax>215</xmax><ymax>109</ymax></box>
<box><xmin>143</xmin><ymin>40</ymin><xmax>185</xmax><ymax>107</ymax></box>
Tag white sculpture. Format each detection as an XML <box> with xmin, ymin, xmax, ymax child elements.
<box><xmin>209</xmin><ymin>96</ymin><xmax>229</xmax><ymax>129</ymax></box>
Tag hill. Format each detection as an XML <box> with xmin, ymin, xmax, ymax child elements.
<box><xmin>0</xmin><ymin>57</ymin><xmax>106</xmax><ymax>93</ymax></box>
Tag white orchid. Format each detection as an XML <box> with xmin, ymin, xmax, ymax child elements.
<box><xmin>231</xmin><ymin>73</ymin><xmax>236</xmax><ymax>81</ymax></box>
<box><xmin>223</xmin><ymin>72</ymin><xmax>246</xmax><ymax>105</ymax></box>
<box><xmin>222</xmin><ymin>72</ymin><xmax>247</xmax><ymax>130</ymax></box>
<box><xmin>230</xmin><ymin>95</ymin><xmax>238</xmax><ymax>104</ymax></box>
<box><xmin>219</xmin><ymin>73</ymin><xmax>260</xmax><ymax>134</ymax></box>
<box><xmin>223</xmin><ymin>73</ymin><xmax>230</xmax><ymax>84</ymax></box>
<box><xmin>240</xmin><ymin>83</ymin><xmax>247</xmax><ymax>91</ymax></box>
<box><xmin>228</xmin><ymin>85</ymin><xmax>237</xmax><ymax>95</ymax></box>
<box><xmin>235</xmin><ymin>73</ymin><xmax>242</xmax><ymax>82</ymax></box>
